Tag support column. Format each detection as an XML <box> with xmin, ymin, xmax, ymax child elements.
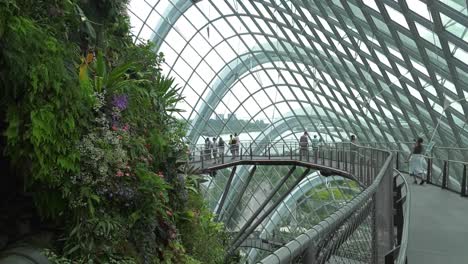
<box><xmin>223</xmin><ymin>165</ymin><xmax>257</xmax><ymax>224</ymax></box>
<box><xmin>215</xmin><ymin>166</ymin><xmax>237</xmax><ymax>221</ymax></box>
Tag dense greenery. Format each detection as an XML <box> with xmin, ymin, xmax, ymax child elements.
<box><xmin>0</xmin><ymin>0</ymin><xmax>231</xmax><ymax>263</ymax></box>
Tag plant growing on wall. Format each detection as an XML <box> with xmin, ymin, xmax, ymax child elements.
<box><xmin>0</xmin><ymin>0</ymin><xmax>233</xmax><ymax>263</ymax></box>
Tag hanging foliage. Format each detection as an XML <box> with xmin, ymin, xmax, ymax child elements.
<box><xmin>0</xmin><ymin>0</ymin><xmax>232</xmax><ymax>263</ymax></box>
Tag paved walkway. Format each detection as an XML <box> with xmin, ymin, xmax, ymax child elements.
<box><xmin>407</xmin><ymin>175</ymin><xmax>468</xmax><ymax>263</ymax></box>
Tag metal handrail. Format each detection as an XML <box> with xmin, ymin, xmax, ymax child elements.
<box><xmin>258</xmin><ymin>147</ymin><xmax>393</xmax><ymax>263</ymax></box>
<box><xmin>392</xmin><ymin>169</ymin><xmax>411</xmax><ymax>264</ymax></box>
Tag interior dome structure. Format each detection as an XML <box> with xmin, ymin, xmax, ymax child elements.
<box><xmin>128</xmin><ymin>0</ymin><xmax>468</xmax><ymax>154</ymax></box>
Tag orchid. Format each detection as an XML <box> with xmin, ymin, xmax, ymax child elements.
<box><xmin>112</xmin><ymin>94</ymin><xmax>128</xmax><ymax>110</ymax></box>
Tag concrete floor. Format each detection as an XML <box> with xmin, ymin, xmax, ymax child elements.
<box><xmin>407</xmin><ymin>176</ymin><xmax>468</xmax><ymax>264</ymax></box>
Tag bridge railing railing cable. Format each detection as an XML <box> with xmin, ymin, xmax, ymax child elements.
<box><xmin>187</xmin><ymin>143</ymin><xmax>411</xmax><ymax>263</ymax></box>
<box><xmin>385</xmin><ymin>169</ymin><xmax>411</xmax><ymax>264</ymax></box>
<box><xmin>189</xmin><ymin>142</ymin><xmax>372</xmax><ymax>177</ymax></box>
<box><xmin>359</xmin><ymin>142</ymin><xmax>468</xmax><ymax>196</ymax></box>
<box><xmin>256</xmin><ymin>144</ymin><xmax>394</xmax><ymax>263</ymax></box>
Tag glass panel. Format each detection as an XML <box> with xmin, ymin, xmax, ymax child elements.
<box><xmin>385</xmin><ymin>4</ymin><xmax>409</xmax><ymax>29</ymax></box>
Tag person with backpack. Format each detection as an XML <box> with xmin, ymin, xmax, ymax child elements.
<box><xmin>408</xmin><ymin>137</ymin><xmax>426</xmax><ymax>185</ymax></box>
<box><xmin>204</xmin><ymin>137</ymin><xmax>212</xmax><ymax>161</ymax></box>
<box><xmin>218</xmin><ymin>137</ymin><xmax>225</xmax><ymax>163</ymax></box>
<box><xmin>311</xmin><ymin>134</ymin><xmax>320</xmax><ymax>159</ymax></box>
<box><xmin>299</xmin><ymin>131</ymin><xmax>309</xmax><ymax>160</ymax></box>
<box><xmin>229</xmin><ymin>134</ymin><xmax>237</xmax><ymax>159</ymax></box>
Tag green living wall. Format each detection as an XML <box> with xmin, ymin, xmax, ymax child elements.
<box><xmin>0</xmin><ymin>0</ymin><xmax>233</xmax><ymax>263</ymax></box>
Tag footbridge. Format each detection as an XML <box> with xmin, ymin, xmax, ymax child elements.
<box><xmin>187</xmin><ymin>141</ymin><xmax>467</xmax><ymax>263</ymax></box>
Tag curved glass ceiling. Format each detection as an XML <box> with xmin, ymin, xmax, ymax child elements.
<box><xmin>128</xmin><ymin>0</ymin><xmax>468</xmax><ymax>147</ymax></box>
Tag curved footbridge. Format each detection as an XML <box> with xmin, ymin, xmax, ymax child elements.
<box><xmin>186</xmin><ymin>142</ymin><xmax>467</xmax><ymax>264</ymax></box>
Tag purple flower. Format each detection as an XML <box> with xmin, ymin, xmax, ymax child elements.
<box><xmin>112</xmin><ymin>94</ymin><xmax>128</xmax><ymax>110</ymax></box>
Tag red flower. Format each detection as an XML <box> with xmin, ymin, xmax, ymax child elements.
<box><xmin>116</xmin><ymin>170</ymin><xmax>124</xmax><ymax>177</ymax></box>
<box><xmin>112</xmin><ymin>124</ymin><xmax>118</xmax><ymax>131</ymax></box>
<box><xmin>158</xmin><ymin>171</ymin><xmax>164</xmax><ymax>178</ymax></box>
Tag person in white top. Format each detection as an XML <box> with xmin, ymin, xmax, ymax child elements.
<box><xmin>204</xmin><ymin>138</ymin><xmax>212</xmax><ymax>160</ymax></box>
<box><xmin>311</xmin><ymin>134</ymin><xmax>319</xmax><ymax>158</ymax></box>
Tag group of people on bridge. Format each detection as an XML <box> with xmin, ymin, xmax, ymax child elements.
<box><xmin>299</xmin><ymin>131</ymin><xmax>321</xmax><ymax>160</ymax></box>
<box><xmin>197</xmin><ymin>132</ymin><xmax>430</xmax><ymax>184</ymax></box>
<box><xmin>203</xmin><ymin>133</ymin><xmax>240</xmax><ymax>163</ymax></box>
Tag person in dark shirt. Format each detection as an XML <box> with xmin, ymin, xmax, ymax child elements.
<box><xmin>408</xmin><ymin>138</ymin><xmax>426</xmax><ymax>185</ymax></box>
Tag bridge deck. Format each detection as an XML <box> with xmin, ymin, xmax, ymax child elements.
<box><xmin>407</xmin><ymin>174</ymin><xmax>468</xmax><ymax>264</ymax></box>
<box><xmin>190</xmin><ymin>155</ymin><xmax>376</xmax><ymax>186</ymax></box>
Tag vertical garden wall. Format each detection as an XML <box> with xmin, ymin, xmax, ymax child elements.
<box><xmin>0</xmin><ymin>0</ymin><xmax>233</xmax><ymax>263</ymax></box>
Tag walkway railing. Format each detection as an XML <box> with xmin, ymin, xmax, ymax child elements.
<box><xmin>255</xmin><ymin>145</ymin><xmax>393</xmax><ymax>264</ymax></box>
<box><xmin>187</xmin><ymin>143</ymin><xmax>402</xmax><ymax>263</ymax></box>
<box><xmin>385</xmin><ymin>170</ymin><xmax>411</xmax><ymax>264</ymax></box>
<box><xmin>190</xmin><ymin>142</ymin><xmax>379</xmax><ymax>186</ymax></box>
<box><xmin>358</xmin><ymin>141</ymin><xmax>468</xmax><ymax>196</ymax></box>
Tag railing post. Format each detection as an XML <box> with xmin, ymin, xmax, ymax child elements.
<box><xmin>426</xmin><ymin>158</ymin><xmax>432</xmax><ymax>183</ymax></box>
<box><xmin>367</xmin><ymin>160</ymin><xmax>372</xmax><ymax>186</ymax></box>
<box><xmin>461</xmin><ymin>164</ymin><xmax>467</xmax><ymax>197</ymax></box>
<box><xmin>359</xmin><ymin>149</ymin><xmax>363</xmax><ymax>180</ymax></box>
<box><xmin>344</xmin><ymin>148</ymin><xmax>348</xmax><ymax>171</ymax></box>
<box><xmin>240</xmin><ymin>143</ymin><xmax>243</xmax><ymax>160</ymax></box>
<box><xmin>337</xmin><ymin>150</ymin><xmax>341</xmax><ymax>169</ymax></box>
<box><xmin>375</xmin><ymin>161</ymin><xmax>394</xmax><ymax>263</ymax></box>
<box><xmin>250</xmin><ymin>144</ymin><xmax>252</xmax><ymax>160</ymax></box>
<box><xmin>201</xmin><ymin>150</ymin><xmax>204</xmax><ymax>168</ymax></box>
<box><xmin>283</xmin><ymin>144</ymin><xmax>285</xmax><ymax>157</ymax></box>
<box><xmin>290</xmin><ymin>143</ymin><xmax>293</xmax><ymax>160</ymax></box>
<box><xmin>396</xmin><ymin>152</ymin><xmax>399</xmax><ymax>171</ymax></box>
<box><xmin>268</xmin><ymin>144</ymin><xmax>271</xmax><ymax>160</ymax></box>
<box><xmin>442</xmin><ymin>160</ymin><xmax>448</xmax><ymax>189</ymax></box>
<box><xmin>222</xmin><ymin>148</ymin><xmax>224</xmax><ymax>164</ymax></box>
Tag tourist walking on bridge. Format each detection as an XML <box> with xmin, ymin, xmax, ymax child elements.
<box><xmin>408</xmin><ymin>137</ymin><xmax>426</xmax><ymax>185</ymax></box>
<box><xmin>218</xmin><ymin>137</ymin><xmax>225</xmax><ymax>162</ymax></box>
<box><xmin>311</xmin><ymin>134</ymin><xmax>319</xmax><ymax>158</ymax></box>
<box><xmin>204</xmin><ymin>137</ymin><xmax>212</xmax><ymax>161</ymax></box>
<box><xmin>229</xmin><ymin>134</ymin><xmax>236</xmax><ymax>159</ymax></box>
<box><xmin>299</xmin><ymin>131</ymin><xmax>309</xmax><ymax>160</ymax></box>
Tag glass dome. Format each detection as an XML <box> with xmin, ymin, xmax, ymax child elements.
<box><xmin>127</xmin><ymin>0</ymin><xmax>468</xmax><ymax>148</ymax></box>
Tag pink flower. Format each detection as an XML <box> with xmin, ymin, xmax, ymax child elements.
<box><xmin>111</xmin><ymin>124</ymin><xmax>118</xmax><ymax>131</ymax></box>
<box><xmin>166</xmin><ymin>210</ymin><xmax>173</xmax><ymax>217</ymax></box>
<box><xmin>122</xmin><ymin>124</ymin><xmax>130</xmax><ymax>132</ymax></box>
<box><xmin>116</xmin><ymin>170</ymin><xmax>124</xmax><ymax>177</ymax></box>
<box><xmin>125</xmin><ymin>172</ymin><xmax>130</xmax><ymax>176</ymax></box>
<box><xmin>158</xmin><ymin>171</ymin><xmax>164</xmax><ymax>178</ymax></box>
